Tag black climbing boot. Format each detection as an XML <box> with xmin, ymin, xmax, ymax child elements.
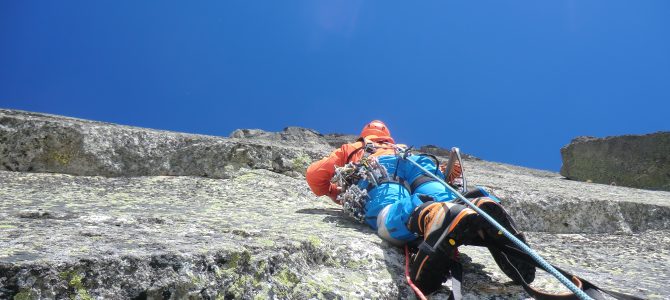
<box><xmin>407</xmin><ymin>201</ymin><xmax>480</xmax><ymax>295</ymax></box>
<box><xmin>472</xmin><ymin>197</ymin><xmax>536</xmax><ymax>285</ymax></box>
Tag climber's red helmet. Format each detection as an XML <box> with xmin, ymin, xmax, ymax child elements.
<box><xmin>360</xmin><ymin>120</ymin><xmax>391</xmax><ymax>139</ymax></box>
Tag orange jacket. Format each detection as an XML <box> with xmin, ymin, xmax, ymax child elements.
<box><xmin>306</xmin><ymin>136</ymin><xmax>399</xmax><ymax>202</ymax></box>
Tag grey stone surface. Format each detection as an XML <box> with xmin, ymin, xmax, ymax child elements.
<box><xmin>0</xmin><ymin>169</ymin><xmax>400</xmax><ymax>299</ymax></box>
<box><xmin>1</xmin><ymin>110</ymin><xmax>669</xmax><ymax>299</ymax></box>
<box><xmin>1</xmin><ymin>170</ymin><xmax>667</xmax><ymax>299</ymax></box>
<box><xmin>0</xmin><ymin>109</ymin><xmax>326</xmax><ymax>179</ymax></box>
<box><xmin>464</xmin><ymin>158</ymin><xmax>670</xmax><ymax>234</ymax></box>
<box><xmin>418</xmin><ymin>145</ymin><xmax>479</xmax><ymax>160</ymax></box>
<box><xmin>322</xmin><ymin>134</ymin><xmax>358</xmax><ymax>149</ymax></box>
<box><xmin>229</xmin><ymin>127</ymin><xmax>334</xmax><ymax>154</ymax></box>
<box><xmin>228</xmin><ymin>129</ymin><xmax>356</xmax><ymax>151</ymax></box>
<box><xmin>560</xmin><ymin>132</ymin><xmax>670</xmax><ymax>191</ymax></box>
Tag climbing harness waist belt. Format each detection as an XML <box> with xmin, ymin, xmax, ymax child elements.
<box><xmin>409</xmin><ymin>174</ymin><xmax>438</xmax><ymax>194</ymax></box>
<box><xmin>366</xmin><ymin>177</ymin><xmax>410</xmax><ymax>193</ymax></box>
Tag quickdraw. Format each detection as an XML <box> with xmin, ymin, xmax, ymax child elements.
<box><xmin>336</xmin><ymin>184</ymin><xmax>368</xmax><ymax>223</ymax></box>
<box><xmin>331</xmin><ymin>142</ymin><xmax>392</xmax><ymax>223</ymax></box>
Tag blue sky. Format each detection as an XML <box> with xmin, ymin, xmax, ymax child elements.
<box><xmin>1</xmin><ymin>1</ymin><xmax>668</xmax><ymax>171</ymax></box>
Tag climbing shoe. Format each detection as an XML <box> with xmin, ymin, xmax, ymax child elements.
<box><xmin>472</xmin><ymin>197</ymin><xmax>536</xmax><ymax>284</ymax></box>
<box><xmin>407</xmin><ymin>201</ymin><xmax>480</xmax><ymax>295</ymax></box>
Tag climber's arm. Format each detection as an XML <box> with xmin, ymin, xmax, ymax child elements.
<box><xmin>306</xmin><ymin>145</ymin><xmax>350</xmax><ymax>203</ymax></box>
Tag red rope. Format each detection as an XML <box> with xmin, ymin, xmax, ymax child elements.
<box><xmin>405</xmin><ymin>245</ymin><xmax>428</xmax><ymax>300</ymax></box>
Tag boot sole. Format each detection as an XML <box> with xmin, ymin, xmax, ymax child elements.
<box><xmin>477</xmin><ymin>200</ymin><xmax>536</xmax><ymax>284</ymax></box>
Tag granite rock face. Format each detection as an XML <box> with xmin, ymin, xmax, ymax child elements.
<box><xmin>229</xmin><ymin>127</ymin><xmax>333</xmax><ymax>154</ymax></box>
<box><xmin>0</xmin><ymin>169</ymin><xmax>403</xmax><ymax>300</ymax></box>
<box><xmin>322</xmin><ymin>134</ymin><xmax>358</xmax><ymax>149</ymax></box>
<box><xmin>0</xmin><ymin>110</ymin><xmax>325</xmax><ymax>179</ymax></box>
<box><xmin>1</xmin><ymin>109</ymin><xmax>669</xmax><ymax>299</ymax></box>
<box><xmin>2</xmin><ymin>170</ymin><xmax>668</xmax><ymax>300</ymax></box>
<box><xmin>465</xmin><ymin>159</ymin><xmax>670</xmax><ymax>234</ymax></box>
<box><xmin>560</xmin><ymin>132</ymin><xmax>670</xmax><ymax>191</ymax></box>
<box><xmin>418</xmin><ymin>145</ymin><xmax>478</xmax><ymax>160</ymax></box>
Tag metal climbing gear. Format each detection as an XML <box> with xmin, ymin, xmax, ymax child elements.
<box><xmin>337</xmin><ymin>185</ymin><xmax>368</xmax><ymax>223</ymax></box>
<box><xmin>445</xmin><ymin>147</ymin><xmax>468</xmax><ymax>193</ymax></box>
<box><xmin>331</xmin><ymin>145</ymin><xmax>391</xmax><ymax>223</ymax></box>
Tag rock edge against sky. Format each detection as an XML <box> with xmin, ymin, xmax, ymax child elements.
<box><xmin>1</xmin><ymin>109</ymin><xmax>669</xmax><ymax>299</ymax></box>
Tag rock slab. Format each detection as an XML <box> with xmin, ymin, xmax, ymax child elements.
<box><xmin>1</xmin><ymin>170</ymin><xmax>667</xmax><ymax>299</ymax></box>
<box><xmin>560</xmin><ymin>132</ymin><xmax>670</xmax><ymax>191</ymax></box>
<box><xmin>1</xmin><ymin>109</ymin><xmax>669</xmax><ymax>299</ymax></box>
<box><xmin>0</xmin><ymin>109</ymin><xmax>327</xmax><ymax>179</ymax></box>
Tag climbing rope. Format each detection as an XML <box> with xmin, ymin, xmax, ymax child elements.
<box><xmin>405</xmin><ymin>245</ymin><xmax>428</xmax><ymax>300</ymax></box>
<box><xmin>396</xmin><ymin>148</ymin><xmax>593</xmax><ymax>300</ymax></box>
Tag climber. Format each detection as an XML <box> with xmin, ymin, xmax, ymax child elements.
<box><xmin>305</xmin><ymin>120</ymin><xmax>535</xmax><ymax>296</ymax></box>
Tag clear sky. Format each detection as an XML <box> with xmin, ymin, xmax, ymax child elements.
<box><xmin>1</xmin><ymin>1</ymin><xmax>668</xmax><ymax>171</ymax></box>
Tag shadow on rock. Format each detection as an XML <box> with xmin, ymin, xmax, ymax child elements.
<box><xmin>458</xmin><ymin>252</ymin><xmax>526</xmax><ymax>298</ymax></box>
<box><xmin>298</xmin><ymin>207</ymin><xmax>523</xmax><ymax>298</ymax></box>
<box><xmin>295</xmin><ymin>208</ymin><xmax>374</xmax><ymax>233</ymax></box>
<box><xmin>382</xmin><ymin>247</ymin><xmax>523</xmax><ymax>299</ymax></box>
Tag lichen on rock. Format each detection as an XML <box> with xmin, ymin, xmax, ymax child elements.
<box><xmin>560</xmin><ymin>132</ymin><xmax>670</xmax><ymax>191</ymax></box>
<box><xmin>0</xmin><ymin>109</ymin><xmax>669</xmax><ymax>299</ymax></box>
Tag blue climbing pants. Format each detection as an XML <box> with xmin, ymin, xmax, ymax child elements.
<box><xmin>357</xmin><ymin>155</ymin><xmax>458</xmax><ymax>245</ymax></box>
